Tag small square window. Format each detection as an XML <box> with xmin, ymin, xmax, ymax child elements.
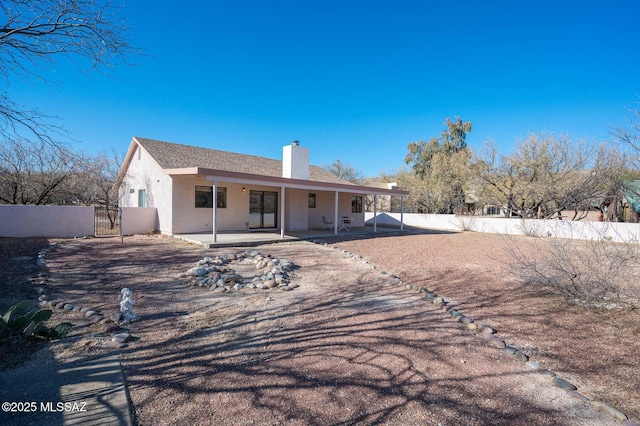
<box><xmin>195</xmin><ymin>186</ymin><xmax>227</xmax><ymax>208</ymax></box>
<box><xmin>352</xmin><ymin>196</ymin><xmax>362</xmax><ymax>213</ymax></box>
<box><xmin>308</xmin><ymin>193</ymin><xmax>316</xmax><ymax>208</ymax></box>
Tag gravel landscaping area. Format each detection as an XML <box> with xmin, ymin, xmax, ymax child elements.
<box><xmin>2</xmin><ymin>232</ymin><xmax>639</xmax><ymax>425</ymax></box>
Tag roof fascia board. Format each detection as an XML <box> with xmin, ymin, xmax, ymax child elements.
<box><xmin>173</xmin><ymin>168</ymin><xmax>410</xmax><ymax>195</ymax></box>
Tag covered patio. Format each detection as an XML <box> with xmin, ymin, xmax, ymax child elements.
<box><xmin>174</xmin><ymin>225</ymin><xmax>406</xmax><ymax>248</ymax></box>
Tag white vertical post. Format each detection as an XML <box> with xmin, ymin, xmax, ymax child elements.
<box><xmin>334</xmin><ymin>191</ymin><xmax>339</xmax><ymax>235</ymax></box>
<box><xmin>280</xmin><ymin>186</ymin><xmax>285</xmax><ymax>238</ymax></box>
<box><xmin>212</xmin><ymin>180</ymin><xmax>218</xmax><ymax>243</ymax></box>
<box><xmin>373</xmin><ymin>194</ymin><xmax>377</xmax><ymax>233</ymax></box>
<box><xmin>400</xmin><ymin>196</ymin><xmax>404</xmax><ymax>230</ymax></box>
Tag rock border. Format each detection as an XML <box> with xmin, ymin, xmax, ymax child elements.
<box><xmin>177</xmin><ymin>249</ymin><xmax>299</xmax><ymax>292</ymax></box>
<box><xmin>34</xmin><ymin>242</ymin><xmax>131</xmax><ymax>348</ymax></box>
<box><xmin>317</xmin><ymin>240</ymin><xmax>638</xmax><ymax>425</ymax></box>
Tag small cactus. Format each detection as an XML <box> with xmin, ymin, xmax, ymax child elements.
<box><xmin>1</xmin><ymin>301</ymin><xmax>72</xmax><ymax>342</ymax></box>
<box><xmin>49</xmin><ymin>322</ymin><xmax>73</xmax><ymax>340</ymax></box>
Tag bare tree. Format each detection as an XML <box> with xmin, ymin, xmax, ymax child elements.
<box><xmin>475</xmin><ymin>134</ymin><xmax>628</xmax><ymax>220</ymax></box>
<box><xmin>0</xmin><ymin>139</ymin><xmax>77</xmax><ymax>204</ymax></box>
<box><xmin>80</xmin><ymin>151</ymin><xmax>122</xmax><ymax>228</ymax></box>
<box><xmin>0</xmin><ymin>0</ymin><xmax>138</xmax><ymax>143</ymax></box>
<box><xmin>614</xmin><ymin>107</ymin><xmax>640</xmax><ymax>162</ymax></box>
<box><xmin>322</xmin><ymin>159</ymin><xmax>364</xmax><ymax>183</ymax></box>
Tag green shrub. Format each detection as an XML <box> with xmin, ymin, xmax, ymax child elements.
<box><xmin>0</xmin><ymin>300</ymin><xmax>72</xmax><ymax>341</ymax></box>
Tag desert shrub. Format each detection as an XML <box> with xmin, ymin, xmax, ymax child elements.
<box><xmin>504</xmin><ymin>230</ymin><xmax>640</xmax><ymax>308</ymax></box>
<box><xmin>454</xmin><ymin>215</ymin><xmax>478</xmax><ymax>231</ymax></box>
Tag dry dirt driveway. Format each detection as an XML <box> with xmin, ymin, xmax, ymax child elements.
<box><xmin>42</xmin><ymin>234</ymin><xmax>621</xmax><ymax>425</ymax></box>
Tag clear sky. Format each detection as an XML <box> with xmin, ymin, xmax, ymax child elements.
<box><xmin>10</xmin><ymin>0</ymin><xmax>640</xmax><ymax>176</ymax></box>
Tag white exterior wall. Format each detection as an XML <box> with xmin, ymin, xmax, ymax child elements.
<box><xmin>366</xmin><ymin>212</ymin><xmax>640</xmax><ymax>243</ymax></box>
<box><xmin>172</xmin><ymin>177</ymin><xmax>253</xmax><ymax>233</ymax></box>
<box><xmin>120</xmin><ymin>207</ymin><xmax>158</xmax><ymax>235</ymax></box>
<box><xmin>285</xmin><ymin>188</ymin><xmax>309</xmax><ymax>231</ymax></box>
<box><xmin>308</xmin><ymin>191</ymin><xmax>335</xmax><ymax>229</ymax></box>
<box><xmin>119</xmin><ymin>145</ymin><xmax>173</xmax><ymax>233</ymax></box>
<box><xmin>307</xmin><ymin>191</ymin><xmax>365</xmax><ymax>229</ymax></box>
<box><xmin>0</xmin><ymin>205</ymin><xmax>94</xmax><ymax>238</ymax></box>
<box><xmin>339</xmin><ymin>193</ymin><xmax>365</xmax><ymax>227</ymax></box>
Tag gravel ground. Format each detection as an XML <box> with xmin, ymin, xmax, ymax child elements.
<box><xmin>4</xmin><ymin>232</ymin><xmax>638</xmax><ymax>425</ymax></box>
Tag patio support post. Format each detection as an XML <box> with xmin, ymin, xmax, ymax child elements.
<box><xmin>334</xmin><ymin>191</ymin><xmax>339</xmax><ymax>235</ymax></box>
<box><xmin>400</xmin><ymin>196</ymin><xmax>404</xmax><ymax>230</ymax></box>
<box><xmin>280</xmin><ymin>186</ymin><xmax>285</xmax><ymax>239</ymax></box>
<box><xmin>212</xmin><ymin>179</ymin><xmax>218</xmax><ymax>243</ymax></box>
<box><xmin>373</xmin><ymin>194</ymin><xmax>377</xmax><ymax>233</ymax></box>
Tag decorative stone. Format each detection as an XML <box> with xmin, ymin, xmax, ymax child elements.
<box><xmin>459</xmin><ymin>316</ymin><xmax>473</xmax><ymax>325</ymax></box>
<box><xmin>552</xmin><ymin>377</ymin><xmax>577</xmax><ymax>391</ymax></box>
<box><xmin>213</xmin><ymin>287</ymin><xmax>226</xmax><ymax>293</ymax></box>
<box><xmin>63</xmin><ymin>304</ymin><xmax>74</xmax><ymax>310</ymax></box>
<box><xmin>514</xmin><ymin>351</ymin><xmax>529</xmax><ymax>363</ymax></box>
<box><xmin>233</xmin><ymin>283</ymin><xmax>244</xmax><ymax>290</ymax></box>
<box><xmin>91</xmin><ymin>315</ymin><xmax>104</xmax><ymax>323</ymax></box>
<box><xmin>487</xmin><ymin>337</ymin><xmax>506</xmax><ymax>349</ymax></box>
<box><xmin>111</xmin><ymin>312</ymin><xmax>123</xmax><ymax>323</ymax></box>
<box><xmin>478</xmin><ymin>325</ymin><xmax>495</xmax><ymax>334</ymax></box>
<box><xmin>72</xmin><ymin>306</ymin><xmax>82</xmax><ymax>312</ymax></box>
<box><xmin>525</xmin><ymin>361</ymin><xmax>541</xmax><ymax>370</ymax></box>
<box><xmin>80</xmin><ymin>307</ymin><xmax>91</xmax><ymax>313</ymax></box>
<box><xmin>256</xmin><ymin>283</ymin><xmax>267</xmax><ymax>290</ymax></box>
<box><xmin>504</xmin><ymin>346</ymin><xmax>518</xmax><ymax>355</ymax></box>
<box><xmin>568</xmin><ymin>391</ymin><xmax>590</xmax><ymax>402</ymax></box>
<box><xmin>590</xmin><ymin>401</ymin><xmax>627</xmax><ymax>421</ymax></box>
<box><xmin>265</xmin><ymin>280</ymin><xmax>277</xmax><ymax>289</ymax></box>
<box><xmin>85</xmin><ymin>310</ymin><xmax>96</xmax><ymax>318</ymax></box>
<box><xmin>186</xmin><ymin>266</ymin><xmax>209</xmax><ymax>277</ymax></box>
<box><xmin>111</xmin><ymin>333</ymin><xmax>130</xmax><ymax>344</ymax></box>
<box><xmin>449</xmin><ymin>310</ymin><xmax>462</xmax><ymax>318</ymax></box>
<box><xmin>538</xmin><ymin>369</ymin><xmax>556</xmax><ymax>377</ymax></box>
<box><xmin>466</xmin><ymin>323</ymin><xmax>478</xmax><ymax>330</ymax></box>
<box><xmin>280</xmin><ymin>286</ymin><xmax>293</xmax><ymax>291</ymax></box>
<box><xmin>433</xmin><ymin>296</ymin><xmax>444</xmax><ymax>305</ymax></box>
<box><xmin>103</xmin><ymin>324</ymin><xmax>120</xmax><ymax>333</ymax></box>
<box><xmin>55</xmin><ymin>302</ymin><xmax>66</xmax><ymax>309</ymax></box>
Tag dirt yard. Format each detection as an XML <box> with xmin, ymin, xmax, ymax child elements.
<box><xmin>2</xmin><ymin>232</ymin><xmax>639</xmax><ymax>425</ymax></box>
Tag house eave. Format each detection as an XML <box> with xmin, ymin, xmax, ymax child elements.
<box><xmin>163</xmin><ymin>167</ymin><xmax>409</xmax><ymax>196</ymax></box>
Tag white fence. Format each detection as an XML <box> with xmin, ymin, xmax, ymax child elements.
<box><xmin>120</xmin><ymin>207</ymin><xmax>158</xmax><ymax>235</ymax></box>
<box><xmin>0</xmin><ymin>205</ymin><xmax>158</xmax><ymax>238</ymax></box>
<box><xmin>0</xmin><ymin>205</ymin><xmax>95</xmax><ymax>238</ymax></box>
<box><xmin>366</xmin><ymin>212</ymin><xmax>640</xmax><ymax>243</ymax></box>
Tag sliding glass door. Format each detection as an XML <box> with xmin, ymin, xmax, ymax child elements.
<box><xmin>249</xmin><ymin>190</ymin><xmax>278</xmax><ymax>229</ymax></box>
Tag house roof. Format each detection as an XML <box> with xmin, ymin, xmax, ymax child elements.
<box><xmin>119</xmin><ymin>137</ymin><xmax>409</xmax><ymax>196</ymax></box>
<box><xmin>134</xmin><ymin>137</ymin><xmax>352</xmax><ymax>186</ymax></box>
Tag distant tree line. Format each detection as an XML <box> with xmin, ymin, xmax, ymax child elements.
<box><xmin>0</xmin><ymin>140</ymin><xmax>121</xmax><ymax>208</ymax></box>
<box><xmin>324</xmin><ymin>113</ymin><xmax>640</xmax><ymax>221</ymax></box>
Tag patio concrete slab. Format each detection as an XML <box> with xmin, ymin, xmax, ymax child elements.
<box><xmin>174</xmin><ymin>226</ymin><xmax>406</xmax><ymax>248</ymax></box>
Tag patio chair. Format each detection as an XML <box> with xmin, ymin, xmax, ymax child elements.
<box><xmin>322</xmin><ymin>216</ymin><xmax>333</xmax><ymax>230</ymax></box>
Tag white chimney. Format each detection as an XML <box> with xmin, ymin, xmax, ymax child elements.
<box><xmin>282</xmin><ymin>140</ymin><xmax>309</xmax><ymax>180</ymax></box>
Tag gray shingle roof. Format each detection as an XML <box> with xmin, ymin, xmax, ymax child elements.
<box><xmin>134</xmin><ymin>137</ymin><xmax>353</xmax><ymax>185</ymax></box>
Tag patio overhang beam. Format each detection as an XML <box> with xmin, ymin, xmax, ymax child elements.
<box><xmin>170</xmin><ymin>167</ymin><xmax>409</xmax><ymax>197</ymax></box>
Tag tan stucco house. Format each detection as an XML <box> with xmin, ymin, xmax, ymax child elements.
<box><xmin>117</xmin><ymin>137</ymin><xmax>408</xmax><ymax>241</ymax></box>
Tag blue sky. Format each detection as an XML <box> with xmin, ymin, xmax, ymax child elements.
<box><xmin>10</xmin><ymin>0</ymin><xmax>640</xmax><ymax>176</ymax></box>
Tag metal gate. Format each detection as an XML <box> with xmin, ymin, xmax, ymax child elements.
<box><xmin>94</xmin><ymin>207</ymin><xmax>120</xmax><ymax>236</ymax></box>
